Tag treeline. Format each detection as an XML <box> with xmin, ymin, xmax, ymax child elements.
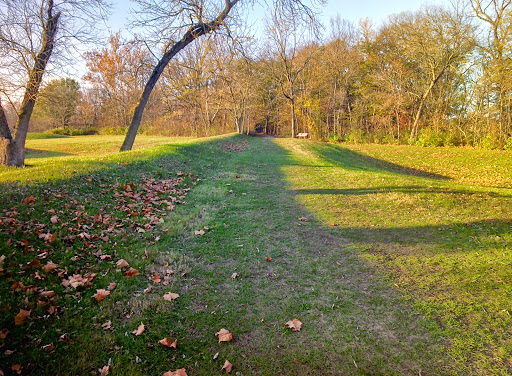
<box><xmin>30</xmin><ymin>1</ymin><xmax>512</xmax><ymax>148</ymax></box>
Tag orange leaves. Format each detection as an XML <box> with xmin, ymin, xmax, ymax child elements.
<box><xmin>159</xmin><ymin>337</ymin><xmax>177</xmax><ymax>348</ymax></box>
<box><xmin>299</xmin><ymin>216</ymin><xmax>309</xmax><ymax>222</ymax></box>
<box><xmin>132</xmin><ymin>322</ymin><xmax>145</xmax><ymax>336</ymax></box>
<box><xmin>284</xmin><ymin>318</ymin><xmax>302</xmax><ymax>332</ymax></box>
<box><xmin>14</xmin><ymin>309</ymin><xmax>31</xmax><ymax>325</ymax></box>
<box><xmin>152</xmin><ymin>274</ymin><xmax>161</xmax><ymax>284</ymax></box>
<box><xmin>265</xmin><ymin>257</ymin><xmax>272</xmax><ymax>262</ymax></box>
<box><xmin>93</xmin><ymin>289</ymin><xmax>110</xmax><ymax>302</ymax></box>
<box><xmin>123</xmin><ymin>268</ymin><xmax>140</xmax><ymax>278</ymax></box>
<box><xmin>222</xmin><ymin>360</ymin><xmax>233</xmax><ymax>373</ymax></box>
<box><xmin>163</xmin><ymin>292</ymin><xmax>179</xmax><ymax>301</ymax></box>
<box><xmin>63</xmin><ymin>273</ymin><xmax>96</xmax><ymax>288</ymax></box>
<box><xmin>215</xmin><ymin>328</ymin><xmax>233</xmax><ymax>343</ymax></box>
<box><xmin>23</xmin><ymin>196</ymin><xmax>36</xmax><ymax>205</ymax></box>
<box><xmin>163</xmin><ymin>369</ymin><xmax>187</xmax><ymax>376</ymax></box>
<box><xmin>0</xmin><ymin>329</ymin><xmax>8</xmax><ymax>339</ymax></box>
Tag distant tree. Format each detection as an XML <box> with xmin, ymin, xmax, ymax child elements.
<box><xmin>0</xmin><ymin>0</ymin><xmax>109</xmax><ymax>166</ymax></box>
<box><xmin>34</xmin><ymin>78</ymin><xmax>80</xmax><ymax>128</ymax></box>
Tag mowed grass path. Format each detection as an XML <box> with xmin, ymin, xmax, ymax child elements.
<box><xmin>1</xmin><ymin>135</ymin><xmax>511</xmax><ymax>375</ymax></box>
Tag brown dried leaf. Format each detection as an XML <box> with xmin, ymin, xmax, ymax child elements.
<box><xmin>23</xmin><ymin>196</ymin><xmax>36</xmax><ymax>205</ymax></box>
<box><xmin>143</xmin><ymin>286</ymin><xmax>152</xmax><ymax>294</ymax></box>
<box><xmin>231</xmin><ymin>272</ymin><xmax>239</xmax><ymax>280</ymax></box>
<box><xmin>163</xmin><ymin>292</ymin><xmax>179</xmax><ymax>301</ymax></box>
<box><xmin>162</xmin><ymin>369</ymin><xmax>187</xmax><ymax>376</ymax></box>
<box><xmin>123</xmin><ymin>268</ymin><xmax>139</xmax><ymax>278</ymax></box>
<box><xmin>284</xmin><ymin>318</ymin><xmax>302</xmax><ymax>332</ymax></box>
<box><xmin>116</xmin><ymin>259</ymin><xmax>130</xmax><ymax>268</ymax></box>
<box><xmin>14</xmin><ymin>309</ymin><xmax>30</xmax><ymax>325</ymax></box>
<box><xmin>50</xmin><ymin>215</ymin><xmax>59</xmax><ymax>224</ymax></box>
<box><xmin>93</xmin><ymin>289</ymin><xmax>110</xmax><ymax>302</ymax></box>
<box><xmin>98</xmin><ymin>365</ymin><xmax>110</xmax><ymax>376</ymax></box>
<box><xmin>194</xmin><ymin>230</ymin><xmax>205</xmax><ymax>236</ymax></box>
<box><xmin>265</xmin><ymin>257</ymin><xmax>272</xmax><ymax>262</ymax></box>
<box><xmin>132</xmin><ymin>322</ymin><xmax>145</xmax><ymax>336</ymax></box>
<box><xmin>215</xmin><ymin>328</ymin><xmax>233</xmax><ymax>343</ymax></box>
<box><xmin>158</xmin><ymin>338</ymin><xmax>177</xmax><ymax>348</ymax></box>
<box><xmin>299</xmin><ymin>216</ymin><xmax>309</xmax><ymax>222</ymax></box>
<box><xmin>42</xmin><ymin>343</ymin><xmax>55</xmax><ymax>352</ymax></box>
<box><xmin>0</xmin><ymin>329</ymin><xmax>8</xmax><ymax>339</ymax></box>
<box><xmin>102</xmin><ymin>321</ymin><xmax>112</xmax><ymax>330</ymax></box>
<box><xmin>152</xmin><ymin>274</ymin><xmax>161</xmax><ymax>284</ymax></box>
<box><xmin>39</xmin><ymin>290</ymin><xmax>55</xmax><ymax>298</ymax></box>
<box><xmin>222</xmin><ymin>360</ymin><xmax>233</xmax><ymax>373</ymax></box>
<box><xmin>107</xmin><ymin>282</ymin><xmax>117</xmax><ymax>291</ymax></box>
<box><xmin>42</xmin><ymin>262</ymin><xmax>58</xmax><ymax>273</ymax></box>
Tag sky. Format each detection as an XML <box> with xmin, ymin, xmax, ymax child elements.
<box><xmin>108</xmin><ymin>0</ymin><xmax>448</xmax><ymax>38</ymax></box>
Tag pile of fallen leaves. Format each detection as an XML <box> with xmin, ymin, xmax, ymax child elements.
<box><xmin>220</xmin><ymin>139</ymin><xmax>249</xmax><ymax>153</ymax></box>
<box><xmin>0</xmin><ymin>170</ymin><xmax>197</xmax><ymax>375</ymax></box>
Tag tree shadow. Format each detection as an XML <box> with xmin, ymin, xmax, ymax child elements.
<box><xmin>25</xmin><ymin>148</ymin><xmax>72</xmax><ymax>159</ymax></box>
<box><xmin>306</xmin><ymin>142</ymin><xmax>450</xmax><ymax>180</ymax></box>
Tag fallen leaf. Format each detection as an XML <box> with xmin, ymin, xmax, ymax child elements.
<box><xmin>58</xmin><ymin>333</ymin><xmax>72</xmax><ymax>343</ymax></box>
<box><xmin>11</xmin><ymin>364</ymin><xmax>22</xmax><ymax>374</ymax></box>
<box><xmin>123</xmin><ymin>268</ymin><xmax>139</xmax><ymax>278</ymax></box>
<box><xmin>299</xmin><ymin>216</ymin><xmax>309</xmax><ymax>222</ymax></box>
<box><xmin>152</xmin><ymin>274</ymin><xmax>161</xmax><ymax>284</ymax></box>
<box><xmin>265</xmin><ymin>257</ymin><xmax>272</xmax><ymax>262</ymax></box>
<box><xmin>213</xmin><ymin>352</ymin><xmax>219</xmax><ymax>360</ymax></box>
<box><xmin>50</xmin><ymin>215</ymin><xmax>59</xmax><ymax>224</ymax></box>
<box><xmin>163</xmin><ymin>369</ymin><xmax>187</xmax><ymax>376</ymax></box>
<box><xmin>23</xmin><ymin>196</ymin><xmax>36</xmax><ymax>204</ymax></box>
<box><xmin>163</xmin><ymin>292</ymin><xmax>179</xmax><ymax>301</ymax></box>
<box><xmin>93</xmin><ymin>289</ymin><xmax>110</xmax><ymax>302</ymax></box>
<box><xmin>102</xmin><ymin>321</ymin><xmax>112</xmax><ymax>330</ymax></box>
<box><xmin>99</xmin><ymin>365</ymin><xmax>109</xmax><ymax>376</ymax></box>
<box><xmin>215</xmin><ymin>328</ymin><xmax>233</xmax><ymax>343</ymax></box>
<box><xmin>42</xmin><ymin>262</ymin><xmax>58</xmax><ymax>273</ymax></box>
<box><xmin>107</xmin><ymin>282</ymin><xmax>117</xmax><ymax>291</ymax></box>
<box><xmin>231</xmin><ymin>272</ymin><xmax>239</xmax><ymax>280</ymax></box>
<box><xmin>284</xmin><ymin>318</ymin><xmax>302</xmax><ymax>332</ymax></box>
<box><xmin>328</xmin><ymin>223</ymin><xmax>338</xmax><ymax>227</ymax></box>
<box><xmin>132</xmin><ymin>322</ymin><xmax>145</xmax><ymax>336</ymax></box>
<box><xmin>143</xmin><ymin>286</ymin><xmax>152</xmax><ymax>294</ymax></box>
<box><xmin>222</xmin><ymin>360</ymin><xmax>233</xmax><ymax>373</ymax></box>
<box><xmin>116</xmin><ymin>259</ymin><xmax>130</xmax><ymax>268</ymax></box>
<box><xmin>158</xmin><ymin>338</ymin><xmax>177</xmax><ymax>348</ymax></box>
<box><xmin>194</xmin><ymin>230</ymin><xmax>205</xmax><ymax>236</ymax></box>
<box><xmin>42</xmin><ymin>343</ymin><xmax>55</xmax><ymax>352</ymax></box>
<box><xmin>14</xmin><ymin>309</ymin><xmax>30</xmax><ymax>325</ymax></box>
<box><xmin>39</xmin><ymin>290</ymin><xmax>55</xmax><ymax>298</ymax></box>
<box><xmin>0</xmin><ymin>329</ymin><xmax>8</xmax><ymax>339</ymax></box>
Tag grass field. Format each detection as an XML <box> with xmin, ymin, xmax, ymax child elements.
<box><xmin>1</xmin><ymin>134</ymin><xmax>512</xmax><ymax>375</ymax></box>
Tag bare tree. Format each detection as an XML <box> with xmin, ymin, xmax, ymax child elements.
<box><xmin>120</xmin><ymin>0</ymin><xmax>325</xmax><ymax>150</ymax></box>
<box><xmin>0</xmin><ymin>0</ymin><xmax>109</xmax><ymax>166</ymax></box>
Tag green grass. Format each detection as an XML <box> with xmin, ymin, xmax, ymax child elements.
<box><xmin>1</xmin><ymin>134</ymin><xmax>512</xmax><ymax>375</ymax></box>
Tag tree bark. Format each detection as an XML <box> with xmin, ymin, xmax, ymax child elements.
<box><xmin>0</xmin><ymin>1</ymin><xmax>60</xmax><ymax>166</ymax></box>
<box><xmin>120</xmin><ymin>0</ymin><xmax>240</xmax><ymax>151</ymax></box>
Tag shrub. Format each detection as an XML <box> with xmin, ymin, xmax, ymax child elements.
<box><xmin>481</xmin><ymin>133</ymin><xmax>503</xmax><ymax>150</ymax></box>
<box><xmin>417</xmin><ymin>128</ymin><xmax>444</xmax><ymax>147</ymax></box>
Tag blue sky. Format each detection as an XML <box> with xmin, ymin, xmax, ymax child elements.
<box><xmin>107</xmin><ymin>0</ymin><xmax>447</xmax><ymax>37</ymax></box>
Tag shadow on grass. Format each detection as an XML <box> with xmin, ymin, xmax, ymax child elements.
<box><xmin>306</xmin><ymin>142</ymin><xmax>450</xmax><ymax>180</ymax></box>
<box><xmin>295</xmin><ymin>185</ymin><xmax>512</xmax><ymax>198</ymax></box>
<box><xmin>25</xmin><ymin>148</ymin><xmax>72</xmax><ymax>159</ymax></box>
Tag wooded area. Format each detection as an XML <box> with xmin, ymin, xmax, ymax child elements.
<box><xmin>2</xmin><ymin>0</ymin><xmax>512</xmax><ymax>166</ymax></box>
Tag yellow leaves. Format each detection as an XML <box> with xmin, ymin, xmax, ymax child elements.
<box><xmin>163</xmin><ymin>292</ymin><xmax>180</xmax><ymax>301</ymax></box>
<box><xmin>132</xmin><ymin>322</ymin><xmax>145</xmax><ymax>336</ymax></box>
<box><xmin>163</xmin><ymin>369</ymin><xmax>187</xmax><ymax>376</ymax></box>
<box><xmin>215</xmin><ymin>328</ymin><xmax>233</xmax><ymax>343</ymax></box>
<box><xmin>14</xmin><ymin>309</ymin><xmax>30</xmax><ymax>325</ymax></box>
<box><xmin>284</xmin><ymin>318</ymin><xmax>302</xmax><ymax>332</ymax></box>
<box><xmin>159</xmin><ymin>337</ymin><xmax>177</xmax><ymax>348</ymax></box>
<box><xmin>222</xmin><ymin>360</ymin><xmax>233</xmax><ymax>373</ymax></box>
<box><xmin>93</xmin><ymin>289</ymin><xmax>110</xmax><ymax>302</ymax></box>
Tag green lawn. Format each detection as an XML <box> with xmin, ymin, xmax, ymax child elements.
<box><xmin>1</xmin><ymin>134</ymin><xmax>511</xmax><ymax>375</ymax></box>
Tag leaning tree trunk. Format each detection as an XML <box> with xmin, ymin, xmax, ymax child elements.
<box><xmin>120</xmin><ymin>0</ymin><xmax>240</xmax><ymax>151</ymax></box>
<box><xmin>0</xmin><ymin>2</ymin><xmax>60</xmax><ymax>167</ymax></box>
